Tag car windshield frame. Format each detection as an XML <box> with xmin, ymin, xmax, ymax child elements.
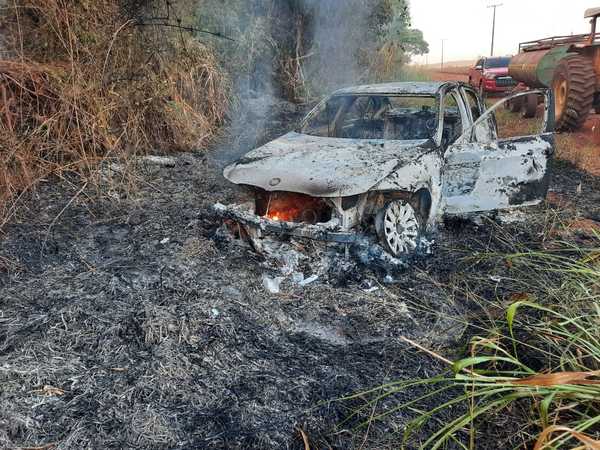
<box><xmin>299</xmin><ymin>93</ymin><xmax>442</xmax><ymax>142</ymax></box>
<box><xmin>484</xmin><ymin>57</ymin><xmax>511</xmax><ymax>69</ymax></box>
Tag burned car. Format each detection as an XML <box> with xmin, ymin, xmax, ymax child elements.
<box><xmin>216</xmin><ymin>81</ymin><xmax>555</xmax><ymax>258</ymax></box>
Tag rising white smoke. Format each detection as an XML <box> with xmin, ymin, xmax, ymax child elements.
<box><xmin>200</xmin><ymin>0</ymin><xmax>383</xmax><ymax>167</ymax></box>
<box><xmin>300</xmin><ymin>0</ymin><xmax>377</xmax><ymax>91</ymax></box>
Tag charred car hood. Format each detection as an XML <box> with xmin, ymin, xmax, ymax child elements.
<box><xmin>223</xmin><ymin>132</ymin><xmax>430</xmax><ymax>197</ymax></box>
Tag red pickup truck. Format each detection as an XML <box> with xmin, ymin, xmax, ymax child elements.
<box><xmin>468</xmin><ymin>57</ymin><xmax>517</xmax><ymax>96</ymax></box>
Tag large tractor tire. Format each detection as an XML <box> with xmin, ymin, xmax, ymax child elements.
<box><xmin>553</xmin><ymin>55</ymin><xmax>596</xmax><ymax>131</ymax></box>
<box><xmin>521</xmin><ymin>94</ymin><xmax>538</xmax><ymax>118</ymax></box>
<box><xmin>507</xmin><ymin>96</ymin><xmax>523</xmax><ymax>113</ymax></box>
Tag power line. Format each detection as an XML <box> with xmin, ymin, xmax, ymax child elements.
<box><xmin>488</xmin><ymin>3</ymin><xmax>503</xmax><ymax>56</ymax></box>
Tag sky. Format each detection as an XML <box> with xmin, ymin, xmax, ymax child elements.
<box><xmin>410</xmin><ymin>0</ymin><xmax>598</xmax><ymax>64</ymax></box>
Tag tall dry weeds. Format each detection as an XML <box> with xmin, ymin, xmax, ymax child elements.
<box><xmin>0</xmin><ymin>0</ymin><xmax>229</xmax><ymax>223</ymax></box>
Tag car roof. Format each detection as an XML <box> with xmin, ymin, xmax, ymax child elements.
<box><xmin>331</xmin><ymin>81</ymin><xmax>457</xmax><ymax>96</ymax></box>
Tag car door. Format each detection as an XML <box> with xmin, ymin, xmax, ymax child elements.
<box><xmin>442</xmin><ymin>90</ymin><xmax>554</xmax><ymax>215</ymax></box>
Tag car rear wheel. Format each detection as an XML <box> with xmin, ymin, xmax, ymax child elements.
<box><xmin>375</xmin><ymin>200</ymin><xmax>420</xmax><ymax>257</ymax></box>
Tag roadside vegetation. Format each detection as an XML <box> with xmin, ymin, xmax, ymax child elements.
<box><xmin>197</xmin><ymin>0</ymin><xmax>429</xmax><ymax>102</ymax></box>
<box><xmin>0</xmin><ymin>0</ymin><xmax>229</xmax><ymax>225</ymax></box>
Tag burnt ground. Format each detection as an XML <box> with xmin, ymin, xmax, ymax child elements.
<box><xmin>1</xmin><ymin>136</ymin><xmax>600</xmax><ymax>448</ymax></box>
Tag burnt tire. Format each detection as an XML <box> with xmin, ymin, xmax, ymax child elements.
<box><xmin>521</xmin><ymin>94</ymin><xmax>538</xmax><ymax>119</ymax></box>
<box><xmin>553</xmin><ymin>55</ymin><xmax>595</xmax><ymax>132</ymax></box>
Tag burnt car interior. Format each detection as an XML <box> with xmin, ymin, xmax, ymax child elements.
<box><xmin>302</xmin><ymin>94</ymin><xmax>440</xmax><ymax>141</ymax></box>
<box><xmin>254</xmin><ymin>189</ymin><xmax>333</xmax><ymax>224</ymax></box>
<box><xmin>301</xmin><ymin>92</ymin><xmax>466</xmax><ymax>149</ymax></box>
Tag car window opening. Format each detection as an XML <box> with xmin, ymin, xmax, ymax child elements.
<box><xmin>441</xmin><ymin>92</ymin><xmax>463</xmax><ymax>147</ymax></box>
<box><xmin>302</xmin><ymin>94</ymin><xmax>439</xmax><ymax>141</ymax></box>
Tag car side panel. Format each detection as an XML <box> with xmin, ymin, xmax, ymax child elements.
<box><xmin>373</xmin><ymin>151</ymin><xmax>443</xmax><ymax>228</ymax></box>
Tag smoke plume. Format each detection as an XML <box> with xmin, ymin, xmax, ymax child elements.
<box><xmin>201</xmin><ymin>0</ymin><xmax>390</xmax><ymax>167</ymax></box>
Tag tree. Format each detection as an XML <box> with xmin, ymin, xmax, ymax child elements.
<box><xmin>196</xmin><ymin>0</ymin><xmax>429</xmax><ymax>101</ymax></box>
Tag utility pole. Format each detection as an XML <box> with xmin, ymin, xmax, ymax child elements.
<box><xmin>441</xmin><ymin>39</ymin><xmax>446</xmax><ymax>72</ymax></box>
<box><xmin>488</xmin><ymin>3</ymin><xmax>503</xmax><ymax>56</ymax></box>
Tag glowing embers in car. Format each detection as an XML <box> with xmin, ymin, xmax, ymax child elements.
<box><xmin>255</xmin><ymin>191</ymin><xmax>332</xmax><ymax>224</ymax></box>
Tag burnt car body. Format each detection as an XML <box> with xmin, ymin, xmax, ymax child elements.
<box><xmin>216</xmin><ymin>81</ymin><xmax>555</xmax><ymax>257</ymax></box>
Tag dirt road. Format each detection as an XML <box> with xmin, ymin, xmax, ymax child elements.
<box><xmin>427</xmin><ymin>68</ymin><xmax>470</xmax><ymax>83</ymax></box>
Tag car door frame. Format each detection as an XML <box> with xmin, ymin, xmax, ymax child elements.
<box><xmin>436</xmin><ymin>84</ymin><xmax>472</xmax><ymax>150</ymax></box>
<box><xmin>459</xmin><ymin>84</ymin><xmax>498</xmax><ymax>143</ymax></box>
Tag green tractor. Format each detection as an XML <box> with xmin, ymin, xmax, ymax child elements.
<box><xmin>508</xmin><ymin>7</ymin><xmax>599</xmax><ymax>131</ymax></box>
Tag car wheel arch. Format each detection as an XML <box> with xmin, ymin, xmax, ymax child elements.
<box><xmin>411</xmin><ymin>188</ymin><xmax>432</xmax><ymax>225</ymax></box>
<box><xmin>372</xmin><ymin>186</ymin><xmax>434</xmax><ymax>223</ymax></box>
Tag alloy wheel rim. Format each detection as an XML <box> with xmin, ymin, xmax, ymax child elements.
<box><xmin>382</xmin><ymin>201</ymin><xmax>419</xmax><ymax>256</ymax></box>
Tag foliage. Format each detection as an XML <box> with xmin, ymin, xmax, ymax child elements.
<box><xmin>368</xmin><ymin>0</ymin><xmax>429</xmax><ymax>81</ymax></box>
<box><xmin>0</xmin><ymin>0</ymin><xmax>228</xmax><ymax>219</ymax></box>
<box><xmin>196</xmin><ymin>0</ymin><xmax>275</xmax><ymax>88</ymax></box>
<box><xmin>345</xmin><ymin>244</ymin><xmax>600</xmax><ymax>449</ymax></box>
<box><xmin>196</xmin><ymin>0</ymin><xmax>429</xmax><ymax>102</ymax></box>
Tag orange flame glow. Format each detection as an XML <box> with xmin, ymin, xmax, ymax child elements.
<box><xmin>261</xmin><ymin>193</ymin><xmax>329</xmax><ymax>224</ymax></box>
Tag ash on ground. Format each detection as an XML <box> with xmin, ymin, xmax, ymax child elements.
<box><xmin>1</xmin><ymin>148</ymin><xmax>600</xmax><ymax>449</ymax></box>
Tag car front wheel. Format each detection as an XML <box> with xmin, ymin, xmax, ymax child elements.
<box><xmin>375</xmin><ymin>200</ymin><xmax>421</xmax><ymax>257</ymax></box>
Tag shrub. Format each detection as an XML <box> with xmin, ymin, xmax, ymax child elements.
<box><xmin>0</xmin><ymin>0</ymin><xmax>229</xmax><ymax>219</ymax></box>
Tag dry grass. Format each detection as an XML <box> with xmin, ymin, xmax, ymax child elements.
<box><xmin>0</xmin><ymin>0</ymin><xmax>229</xmax><ymax>224</ymax></box>
<box><xmin>491</xmin><ymin>102</ymin><xmax>546</xmax><ymax>139</ymax></box>
<box><xmin>438</xmin><ymin>66</ymin><xmax>470</xmax><ymax>76</ymax></box>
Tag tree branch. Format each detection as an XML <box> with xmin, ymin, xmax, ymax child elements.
<box><xmin>134</xmin><ymin>20</ymin><xmax>236</xmax><ymax>42</ymax></box>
